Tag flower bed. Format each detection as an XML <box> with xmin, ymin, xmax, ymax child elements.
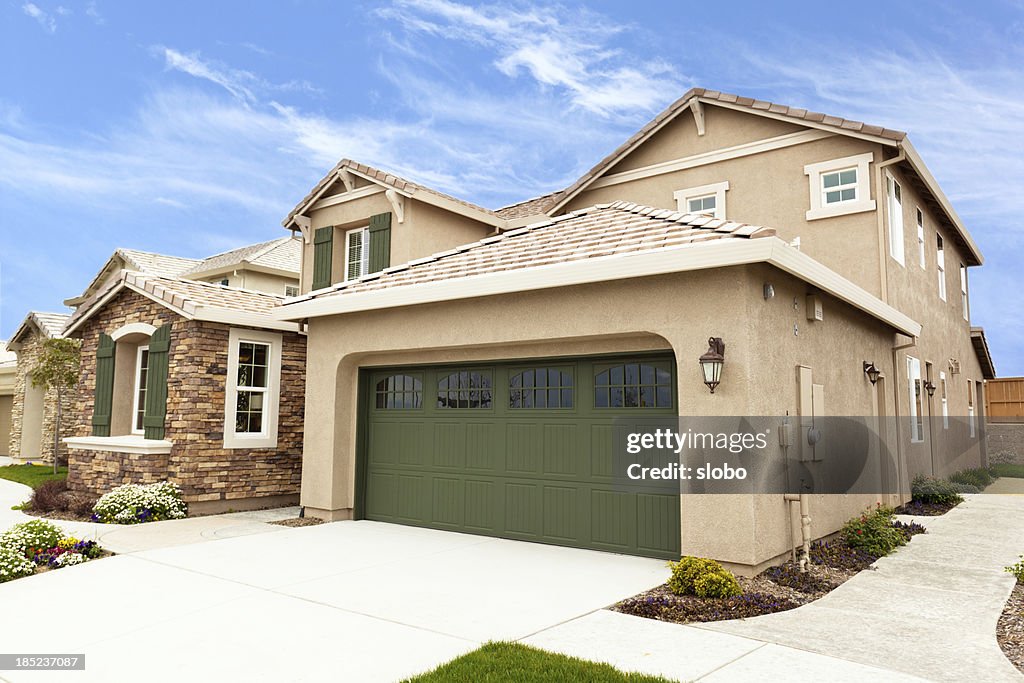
<box><xmin>0</xmin><ymin>520</ymin><xmax>108</xmax><ymax>583</ymax></box>
<box><xmin>615</xmin><ymin>506</ymin><xmax>926</xmax><ymax>625</ymax></box>
<box><xmin>91</xmin><ymin>481</ymin><xmax>187</xmax><ymax>524</ymax></box>
<box><xmin>895</xmin><ymin>475</ymin><xmax>965</xmax><ymax>516</ymax></box>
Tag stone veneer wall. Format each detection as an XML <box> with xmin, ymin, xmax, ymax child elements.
<box><xmin>9</xmin><ymin>329</ymin><xmax>78</xmax><ymax>463</ymax></box>
<box><xmin>66</xmin><ymin>287</ymin><xmax>305</xmax><ymax>507</ymax></box>
<box><xmin>988</xmin><ymin>423</ymin><xmax>1024</xmax><ymax>465</ymax></box>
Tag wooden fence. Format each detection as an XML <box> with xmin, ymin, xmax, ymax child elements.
<box><xmin>986</xmin><ymin>377</ymin><xmax>1024</xmax><ymax>423</ymax></box>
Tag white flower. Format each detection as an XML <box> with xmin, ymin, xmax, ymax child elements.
<box><xmin>53</xmin><ymin>553</ymin><xmax>85</xmax><ymax>567</ymax></box>
<box><xmin>92</xmin><ymin>481</ymin><xmax>188</xmax><ymax>524</ymax></box>
<box><xmin>0</xmin><ymin>546</ymin><xmax>35</xmax><ymax>582</ymax></box>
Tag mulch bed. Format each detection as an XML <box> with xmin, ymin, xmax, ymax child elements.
<box><xmin>614</xmin><ymin>522</ymin><xmax>926</xmax><ymax>625</ymax></box>
<box><xmin>268</xmin><ymin>517</ymin><xmax>325</xmax><ymax>528</ymax></box>
<box><xmin>22</xmin><ymin>507</ymin><xmax>96</xmax><ymax>523</ymax></box>
<box><xmin>894</xmin><ymin>499</ymin><xmax>958</xmax><ymax>516</ymax></box>
<box><xmin>999</xmin><ymin>582</ymin><xmax>1024</xmax><ymax>673</ymax></box>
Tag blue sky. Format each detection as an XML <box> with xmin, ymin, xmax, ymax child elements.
<box><xmin>1</xmin><ymin>1</ymin><xmax>1022</xmax><ymax>372</ymax></box>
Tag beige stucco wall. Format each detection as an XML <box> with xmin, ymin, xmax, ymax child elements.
<box><xmin>298</xmin><ymin>263</ymin><xmax>899</xmax><ymax>571</ymax></box>
<box><xmin>201</xmin><ymin>269</ymin><xmax>297</xmax><ymax>296</ymax></box>
<box><xmin>300</xmin><ymin>192</ymin><xmax>493</xmax><ymax>293</ymax></box>
<box><xmin>0</xmin><ymin>395</ymin><xmax>12</xmax><ymax>457</ymax></box>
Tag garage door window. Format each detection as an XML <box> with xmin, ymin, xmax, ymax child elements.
<box><xmin>509</xmin><ymin>368</ymin><xmax>573</xmax><ymax>409</ymax></box>
<box><xmin>375</xmin><ymin>374</ymin><xmax>422</xmax><ymax>409</ymax></box>
<box><xmin>438</xmin><ymin>370</ymin><xmax>493</xmax><ymax>409</ymax></box>
<box><xmin>595</xmin><ymin>361</ymin><xmax>672</xmax><ymax>409</ymax></box>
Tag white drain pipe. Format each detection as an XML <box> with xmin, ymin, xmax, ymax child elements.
<box><xmin>785</xmin><ymin>493</ymin><xmax>811</xmax><ymax>572</ymax></box>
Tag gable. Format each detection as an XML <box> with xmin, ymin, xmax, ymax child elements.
<box><xmin>605</xmin><ymin>104</ymin><xmax>807</xmax><ymax>177</ymax></box>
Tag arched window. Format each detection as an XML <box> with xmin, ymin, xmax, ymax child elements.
<box><xmin>437</xmin><ymin>370</ymin><xmax>492</xmax><ymax>409</ymax></box>
<box><xmin>509</xmin><ymin>367</ymin><xmax>573</xmax><ymax>408</ymax></box>
<box><xmin>375</xmin><ymin>375</ymin><xmax>422</xmax><ymax>409</ymax></box>
<box><xmin>594</xmin><ymin>361</ymin><xmax>672</xmax><ymax>408</ymax></box>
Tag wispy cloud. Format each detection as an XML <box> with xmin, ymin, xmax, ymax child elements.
<box><xmin>377</xmin><ymin>0</ymin><xmax>687</xmax><ymax>118</ymax></box>
<box><xmin>158</xmin><ymin>48</ymin><xmax>259</xmax><ymax>104</ymax></box>
<box><xmin>22</xmin><ymin>3</ymin><xmax>57</xmax><ymax>33</ymax></box>
<box><xmin>85</xmin><ymin>1</ymin><xmax>104</xmax><ymax>25</ymax></box>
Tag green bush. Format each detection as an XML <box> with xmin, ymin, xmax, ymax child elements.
<box><xmin>949</xmin><ymin>481</ymin><xmax>980</xmax><ymax>494</ymax></box>
<box><xmin>948</xmin><ymin>467</ymin><xmax>994</xmax><ymax>489</ymax></box>
<box><xmin>0</xmin><ymin>520</ymin><xmax>65</xmax><ymax>556</ymax></box>
<box><xmin>1006</xmin><ymin>555</ymin><xmax>1024</xmax><ymax>582</ymax></box>
<box><xmin>911</xmin><ymin>475</ymin><xmax>964</xmax><ymax>506</ymax></box>
<box><xmin>667</xmin><ymin>556</ymin><xmax>742</xmax><ymax>599</ymax></box>
<box><xmin>842</xmin><ymin>505</ymin><xmax>907</xmax><ymax>557</ymax></box>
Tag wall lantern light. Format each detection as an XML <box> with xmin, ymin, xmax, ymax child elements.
<box><xmin>924</xmin><ymin>380</ymin><xmax>937</xmax><ymax>397</ymax></box>
<box><xmin>699</xmin><ymin>337</ymin><xmax>726</xmax><ymax>393</ymax></box>
<box><xmin>863</xmin><ymin>361</ymin><xmax>881</xmax><ymax>385</ymax></box>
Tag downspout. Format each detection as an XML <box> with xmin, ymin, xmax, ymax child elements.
<box><xmin>784</xmin><ymin>493</ymin><xmax>811</xmax><ymax>573</ymax></box>
<box><xmin>874</xmin><ymin>147</ymin><xmax>907</xmax><ymax>304</ymax></box>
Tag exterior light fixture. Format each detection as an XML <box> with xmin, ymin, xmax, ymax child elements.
<box><xmin>924</xmin><ymin>380</ymin><xmax>936</xmax><ymax>397</ymax></box>
<box><xmin>699</xmin><ymin>337</ymin><xmax>725</xmax><ymax>393</ymax></box>
<box><xmin>863</xmin><ymin>361</ymin><xmax>881</xmax><ymax>385</ymax></box>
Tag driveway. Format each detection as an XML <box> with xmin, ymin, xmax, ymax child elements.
<box><xmin>0</xmin><ymin>521</ymin><xmax>668</xmax><ymax>682</ymax></box>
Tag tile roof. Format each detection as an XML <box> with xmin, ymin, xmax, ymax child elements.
<box><xmin>284</xmin><ymin>159</ymin><xmax>501</xmax><ymax>227</ymax></box>
<box><xmin>181</xmin><ymin>237</ymin><xmax>300</xmax><ymax>277</ymax></box>
<box><xmin>544</xmin><ymin>87</ymin><xmax>907</xmax><ymax>214</ymax></box>
<box><xmin>287</xmin><ymin>201</ymin><xmax>775</xmax><ymax>303</ymax></box>
<box><xmin>117</xmin><ymin>249</ymin><xmax>202</xmax><ymax>279</ymax></box>
<box><xmin>10</xmin><ymin>311</ymin><xmax>71</xmax><ymax>344</ymax></box>
<box><xmin>494</xmin><ymin>191</ymin><xmax>562</xmax><ymax>219</ymax></box>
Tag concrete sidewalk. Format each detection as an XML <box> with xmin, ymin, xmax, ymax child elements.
<box><xmin>526</xmin><ymin>493</ymin><xmax>1024</xmax><ymax>682</ymax></box>
<box><xmin>0</xmin><ymin>476</ymin><xmax>294</xmax><ymax>554</ymax></box>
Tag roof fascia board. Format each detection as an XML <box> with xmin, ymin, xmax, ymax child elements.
<box><xmin>182</xmin><ymin>263</ymin><xmax>299</xmax><ymax>281</ymax></box>
<box><xmin>588</xmin><ymin>129</ymin><xmax>835</xmax><ymax>191</ymax></box>
<box><xmin>900</xmin><ymin>139</ymin><xmax>983</xmax><ymax>265</ymax></box>
<box><xmin>275</xmin><ymin>237</ymin><xmax>920</xmax><ymax>336</ymax></box>
<box><xmin>192</xmin><ymin>307</ymin><xmax>302</xmax><ymax>333</ymax></box>
<box><xmin>64</xmin><ymin>278</ymin><xmax>193</xmax><ymax>338</ymax></box>
<box><xmin>284</xmin><ymin>166</ymin><xmax>345</xmax><ymax>229</ymax></box>
<box><xmin>309</xmin><ymin>184</ymin><xmax>385</xmax><ymax>211</ymax></box>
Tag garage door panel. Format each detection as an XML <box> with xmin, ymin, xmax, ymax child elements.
<box><xmin>506</xmin><ymin>423</ymin><xmax>542</xmax><ymax>474</ymax></box>
<box><xmin>433</xmin><ymin>422</ymin><xmax>466</xmax><ymax>469</ymax></box>
<box><xmin>431</xmin><ymin>477</ymin><xmax>464</xmax><ymax>526</ymax></box>
<box><xmin>637</xmin><ymin>493</ymin><xmax>681</xmax><ymax>555</ymax></box>
<box><xmin>466</xmin><ymin>423</ymin><xmax>500</xmax><ymax>472</ymax></box>
<box><xmin>590</xmin><ymin>489</ymin><xmax>635</xmax><ymax>550</ymax></box>
<box><xmin>464</xmin><ymin>479</ymin><xmax>497</xmax><ymax>531</ymax></box>
<box><xmin>589</xmin><ymin>424</ymin><xmax>614</xmax><ymax>479</ymax></box>
<box><xmin>504</xmin><ymin>482</ymin><xmax>541</xmax><ymax>536</ymax></box>
<box><xmin>397</xmin><ymin>474</ymin><xmax>429</xmax><ymax>521</ymax></box>
<box><xmin>542</xmin><ymin>485</ymin><xmax>578</xmax><ymax>541</ymax></box>
<box><xmin>542</xmin><ymin>424</ymin><xmax>579</xmax><ymax>476</ymax></box>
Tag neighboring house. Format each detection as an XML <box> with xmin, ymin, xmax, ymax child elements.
<box><xmin>0</xmin><ymin>342</ymin><xmax>17</xmax><ymax>457</ymax></box>
<box><xmin>275</xmin><ymin>88</ymin><xmax>989</xmax><ymax>574</ymax></box>
<box><xmin>7</xmin><ymin>312</ymin><xmax>73</xmax><ymax>463</ymax></box>
<box><xmin>62</xmin><ymin>272</ymin><xmax>306</xmax><ymax>513</ymax></box>
<box><xmin>175</xmin><ymin>237</ymin><xmax>303</xmax><ymax>296</ymax></box>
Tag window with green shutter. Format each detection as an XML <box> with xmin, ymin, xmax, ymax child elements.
<box><xmin>142</xmin><ymin>323</ymin><xmax>171</xmax><ymax>440</ymax></box>
<box><xmin>91</xmin><ymin>333</ymin><xmax>115</xmax><ymax>436</ymax></box>
<box><xmin>368</xmin><ymin>212</ymin><xmax>391</xmax><ymax>274</ymax></box>
<box><xmin>312</xmin><ymin>226</ymin><xmax>333</xmax><ymax>290</ymax></box>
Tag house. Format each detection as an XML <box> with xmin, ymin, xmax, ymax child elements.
<box><xmin>6</xmin><ymin>312</ymin><xmax>72</xmax><ymax>463</ymax></box>
<box><xmin>274</xmin><ymin>88</ymin><xmax>988</xmax><ymax>574</ymax></box>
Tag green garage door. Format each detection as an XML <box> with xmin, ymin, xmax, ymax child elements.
<box><xmin>358</xmin><ymin>355</ymin><xmax>681</xmax><ymax>559</ymax></box>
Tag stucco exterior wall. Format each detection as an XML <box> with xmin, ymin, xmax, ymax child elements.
<box><xmin>299</xmin><ymin>264</ymin><xmax>899</xmax><ymax>571</ymax></box>
<box><xmin>0</xmin><ymin>395</ymin><xmax>12</xmax><ymax>457</ymax></box>
<box><xmin>65</xmin><ymin>287</ymin><xmax>306</xmax><ymax>510</ymax></box>
<box><xmin>201</xmin><ymin>270</ymin><xmax>298</xmax><ymax>297</ymax></box>
<box><xmin>8</xmin><ymin>328</ymin><xmax>78</xmax><ymax>464</ymax></box>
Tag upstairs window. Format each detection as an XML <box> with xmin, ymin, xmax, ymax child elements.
<box><xmin>960</xmin><ymin>264</ymin><xmax>969</xmax><ymax>321</ymax></box>
<box><xmin>804</xmin><ymin>153</ymin><xmax>875</xmax><ymax>220</ymax></box>
<box><xmin>887</xmin><ymin>174</ymin><xmax>904</xmax><ymax>266</ymax></box>
<box><xmin>673</xmin><ymin>181</ymin><xmax>728</xmax><ymax>219</ymax></box>
<box><xmin>345</xmin><ymin>226</ymin><xmax>369</xmax><ymax>281</ymax></box>
<box><xmin>937</xmin><ymin>234</ymin><xmax>946</xmax><ymax>300</ymax></box>
<box><xmin>284</xmin><ymin>285</ymin><xmax>299</xmax><ymax>297</ymax></box>
<box><xmin>916</xmin><ymin>209</ymin><xmax>926</xmax><ymax>269</ymax></box>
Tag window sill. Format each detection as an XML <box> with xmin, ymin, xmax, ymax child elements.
<box><xmin>806</xmin><ymin>199</ymin><xmax>876</xmax><ymax>221</ymax></box>
<box><xmin>64</xmin><ymin>435</ymin><xmax>173</xmax><ymax>455</ymax></box>
<box><xmin>223</xmin><ymin>434</ymin><xmax>278</xmax><ymax>450</ymax></box>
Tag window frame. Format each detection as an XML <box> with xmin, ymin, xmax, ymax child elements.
<box><xmin>374</xmin><ymin>374</ymin><xmax>424</xmax><ymax>410</ymax></box>
<box><xmin>673</xmin><ymin>181</ymin><xmax>729</xmax><ymax>220</ymax></box>
<box><xmin>436</xmin><ymin>368</ymin><xmax>494</xmax><ymax>410</ymax></box>
<box><xmin>907</xmin><ymin>355</ymin><xmax>923</xmax><ymax>443</ymax></box>
<box><xmin>937</xmin><ymin>234</ymin><xmax>947</xmax><ymax>301</ymax></box>
<box><xmin>594</xmin><ymin>360</ymin><xmax>673</xmax><ymax>410</ymax></box>
<box><xmin>886</xmin><ymin>173</ymin><xmax>905</xmax><ymax>266</ymax></box>
<box><xmin>508</xmin><ymin>366</ymin><xmax>575</xmax><ymax>410</ymax></box>
<box><xmin>804</xmin><ymin>153</ymin><xmax>876</xmax><ymax>220</ymax></box>
<box><xmin>130</xmin><ymin>344</ymin><xmax>150</xmax><ymax>435</ymax></box>
<box><xmin>916</xmin><ymin>208</ymin><xmax>926</xmax><ymax>269</ymax></box>
<box><xmin>960</xmin><ymin>264</ymin><xmax>969</xmax><ymax>321</ymax></box>
<box><xmin>284</xmin><ymin>285</ymin><xmax>299</xmax><ymax>298</ymax></box>
<box><xmin>968</xmin><ymin>379</ymin><xmax>976</xmax><ymax>438</ymax></box>
<box><xmin>940</xmin><ymin>371</ymin><xmax>948</xmax><ymax>430</ymax></box>
<box><xmin>820</xmin><ymin>166</ymin><xmax>859</xmax><ymax>206</ymax></box>
<box><xmin>223</xmin><ymin>328</ymin><xmax>283</xmax><ymax>449</ymax></box>
<box><xmin>344</xmin><ymin>226</ymin><xmax>370</xmax><ymax>282</ymax></box>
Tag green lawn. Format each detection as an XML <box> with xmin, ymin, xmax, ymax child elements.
<box><xmin>403</xmin><ymin>643</ymin><xmax>675</xmax><ymax>683</ymax></box>
<box><xmin>991</xmin><ymin>463</ymin><xmax>1024</xmax><ymax>478</ymax></box>
<box><xmin>0</xmin><ymin>464</ymin><xmax>68</xmax><ymax>489</ymax></box>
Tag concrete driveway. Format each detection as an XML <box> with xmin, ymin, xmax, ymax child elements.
<box><xmin>0</xmin><ymin>521</ymin><xmax>668</xmax><ymax>683</ymax></box>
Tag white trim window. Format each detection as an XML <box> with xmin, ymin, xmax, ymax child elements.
<box><xmin>131</xmin><ymin>345</ymin><xmax>150</xmax><ymax>435</ymax></box>
<box><xmin>224</xmin><ymin>328</ymin><xmax>283</xmax><ymax>449</ymax></box>
<box><xmin>916</xmin><ymin>208</ymin><xmax>926</xmax><ymax>269</ymax></box>
<box><xmin>284</xmin><ymin>285</ymin><xmax>299</xmax><ymax>298</ymax></box>
<box><xmin>907</xmin><ymin>355</ymin><xmax>923</xmax><ymax>443</ymax></box>
<box><xmin>345</xmin><ymin>226</ymin><xmax>369</xmax><ymax>281</ymax></box>
<box><xmin>967</xmin><ymin>380</ymin><xmax>976</xmax><ymax>438</ymax></box>
<box><xmin>937</xmin><ymin>234</ymin><xmax>946</xmax><ymax>300</ymax></box>
<box><xmin>939</xmin><ymin>371</ymin><xmax>948</xmax><ymax>430</ymax></box>
<box><xmin>673</xmin><ymin>181</ymin><xmax>729</xmax><ymax>219</ymax></box>
<box><xmin>804</xmin><ymin>152</ymin><xmax>875</xmax><ymax>220</ymax></box>
<box><xmin>887</xmin><ymin>174</ymin><xmax>905</xmax><ymax>266</ymax></box>
<box><xmin>960</xmin><ymin>264</ymin><xmax>969</xmax><ymax>321</ymax></box>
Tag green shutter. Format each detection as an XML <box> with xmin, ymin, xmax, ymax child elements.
<box><xmin>312</xmin><ymin>226</ymin><xmax>333</xmax><ymax>290</ymax></box>
<box><xmin>143</xmin><ymin>323</ymin><xmax>171</xmax><ymax>440</ymax></box>
<box><xmin>368</xmin><ymin>212</ymin><xmax>392</xmax><ymax>274</ymax></box>
<box><xmin>91</xmin><ymin>333</ymin><xmax>115</xmax><ymax>437</ymax></box>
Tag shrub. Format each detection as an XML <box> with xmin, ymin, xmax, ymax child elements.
<box><xmin>92</xmin><ymin>481</ymin><xmax>187</xmax><ymax>524</ymax></box>
<box><xmin>948</xmin><ymin>467</ymin><xmax>994</xmax><ymax>489</ymax></box>
<box><xmin>1006</xmin><ymin>555</ymin><xmax>1024</xmax><ymax>582</ymax></box>
<box><xmin>842</xmin><ymin>505</ymin><xmax>907</xmax><ymax>557</ymax></box>
<box><xmin>29</xmin><ymin>479</ymin><xmax>69</xmax><ymax>512</ymax></box>
<box><xmin>949</xmin><ymin>482</ymin><xmax>980</xmax><ymax>494</ymax></box>
<box><xmin>0</xmin><ymin>519</ymin><xmax>65</xmax><ymax>556</ymax></box>
<box><xmin>911</xmin><ymin>475</ymin><xmax>963</xmax><ymax>506</ymax></box>
<box><xmin>667</xmin><ymin>556</ymin><xmax>742</xmax><ymax>599</ymax></box>
<box><xmin>0</xmin><ymin>546</ymin><xmax>35</xmax><ymax>583</ymax></box>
